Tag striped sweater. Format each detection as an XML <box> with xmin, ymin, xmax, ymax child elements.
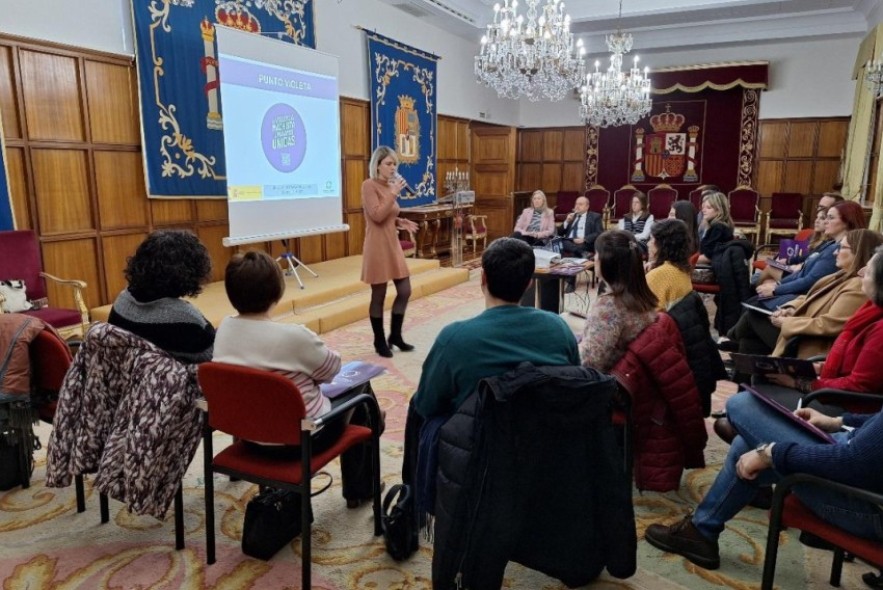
<box><xmin>212</xmin><ymin>316</ymin><xmax>340</xmax><ymax>418</ymax></box>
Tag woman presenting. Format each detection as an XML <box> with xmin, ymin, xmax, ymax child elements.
<box><xmin>362</xmin><ymin>146</ymin><xmax>419</xmax><ymax>358</ymax></box>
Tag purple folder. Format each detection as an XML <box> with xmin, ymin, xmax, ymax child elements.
<box><xmin>321</xmin><ymin>361</ymin><xmax>386</xmax><ymax>399</ymax></box>
<box><xmin>743</xmin><ymin>384</ymin><xmax>835</xmax><ymax>443</ymax></box>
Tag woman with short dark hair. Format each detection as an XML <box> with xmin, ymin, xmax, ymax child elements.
<box><xmin>108</xmin><ymin>230</ymin><xmax>214</xmax><ymax>363</ymax></box>
<box><xmin>580</xmin><ymin>230</ymin><xmax>657</xmax><ymax>372</ymax></box>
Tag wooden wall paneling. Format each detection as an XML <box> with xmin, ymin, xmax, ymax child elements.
<box><xmin>457</xmin><ymin>121</ymin><xmax>469</xmax><ymax>159</ymax></box>
<box><xmin>811</xmin><ymin>160</ymin><xmax>842</xmax><ymax>194</ymax></box>
<box><xmin>195</xmin><ymin>199</ymin><xmax>228</xmax><ymax>222</ymax></box>
<box><xmin>562</xmin><ymin>162</ymin><xmax>585</xmax><ymax>192</ymax></box>
<box><xmin>196</xmin><ymin>225</ymin><xmax>232</xmax><ymax>283</ymax></box>
<box><xmin>541</xmin><ymin>163</ymin><xmax>561</xmax><ymax>193</ymax></box>
<box><xmin>817</xmin><ymin>121</ymin><xmax>848</xmax><ymax>158</ymax></box>
<box><xmin>341</xmin><ymin>100</ymin><xmax>369</xmax><ymax>157</ymax></box>
<box><xmin>323</xmin><ymin>230</ymin><xmax>347</xmax><ymax>260</ymax></box>
<box><xmin>94</xmin><ymin>150</ymin><xmax>149</xmax><ymax>229</ymax></box>
<box><xmin>31</xmin><ymin>148</ymin><xmax>94</xmax><ymax>234</ymax></box>
<box><xmin>758</xmin><ymin>122</ymin><xmax>788</xmax><ymax>159</ymax></box>
<box><xmin>755</xmin><ymin>160</ymin><xmax>783</xmax><ymax>197</ymax></box>
<box><xmin>542</xmin><ymin>130</ymin><xmax>563</xmax><ymax>161</ymax></box>
<box><xmin>101</xmin><ymin>232</ymin><xmax>147</xmax><ymax>301</ymax></box>
<box><xmin>84</xmin><ymin>60</ymin><xmax>139</xmax><ymax>144</ymax></box>
<box><xmin>346</xmin><ymin>212</ymin><xmax>365</xmax><ymax>255</ymax></box>
<box><xmin>150</xmin><ymin>199</ymin><xmax>194</xmax><ymax>225</ymax></box>
<box><xmin>297</xmin><ymin>234</ymin><xmax>324</xmax><ymax>264</ymax></box>
<box><xmin>42</xmin><ymin>237</ymin><xmax>101</xmax><ymax>309</ymax></box>
<box><xmin>19</xmin><ymin>50</ymin><xmax>85</xmax><ymax>141</ymax></box>
<box><xmin>344</xmin><ymin>160</ymin><xmax>366</xmax><ymax>210</ymax></box>
<box><xmin>562</xmin><ymin>129</ymin><xmax>584</xmax><ymax>161</ymax></box>
<box><xmin>782</xmin><ymin>160</ymin><xmax>814</xmax><ymax>194</ymax></box>
<box><xmin>519</xmin><ymin>131</ymin><xmax>542</xmax><ymax>161</ymax></box>
<box><xmin>787</xmin><ymin>122</ymin><xmax>817</xmax><ymax>158</ymax></box>
<box><xmin>518</xmin><ymin>163</ymin><xmax>541</xmax><ymax>190</ymax></box>
<box><xmin>0</xmin><ymin>46</ymin><xmax>21</xmax><ymax>138</ymax></box>
<box><xmin>5</xmin><ymin>147</ymin><xmax>30</xmax><ymax>229</ymax></box>
<box><xmin>438</xmin><ymin>117</ymin><xmax>457</xmax><ymax>158</ymax></box>
<box><xmin>472</xmin><ymin>124</ymin><xmax>515</xmax><ymax>239</ymax></box>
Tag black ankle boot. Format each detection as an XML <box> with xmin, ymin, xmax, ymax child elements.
<box><xmin>370</xmin><ymin>316</ymin><xmax>393</xmax><ymax>358</ymax></box>
<box><xmin>388</xmin><ymin>313</ymin><xmax>414</xmax><ymax>352</ymax></box>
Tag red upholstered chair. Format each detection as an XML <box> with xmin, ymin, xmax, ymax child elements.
<box><xmin>0</xmin><ymin>230</ymin><xmax>89</xmax><ymax>338</ymax></box>
<box><xmin>647</xmin><ymin>184</ymin><xmax>678</xmax><ymax>220</ymax></box>
<box><xmin>727</xmin><ymin>186</ymin><xmax>762</xmax><ymax>245</ymax></box>
<box><xmin>610</xmin><ymin>185</ymin><xmax>639</xmax><ymax>228</ymax></box>
<box><xmin>399</xmin><ymin>228</ymin><xmax>417</xmax><ymax>258</ymax></box>
<box><xmin>553</xmin><ymin>191</ymin><xmax>579</xmax><ymax>223</ymax></box>
<box><xmin>762</xmin><ymin>473</ymin><xmax>883</xmax><ymax>590</ymax></box>
<box><xmin>752</xmin><ymin>227</ymin><xmax>815</xmax><ymax>272</ymax></box>
<box><xmin>198</xmin><ymin>362</ymin><xmax>382</xmax><ymax>588</ymax></box>
<box><xmin>584</xmin><ymin>185</ymin><xmax>611</xmax><ymax>226</ymax></box>
<box><xmin>465</xmin><ymin>215</ymin><xmax>488</xmax><ymax>253</ymax></box>
<box><xmin>28</xmin><ymin>328</ymin><xmax>86</xmax><ymax>508</ymax></box>
<box><xmin>689</xmin><ymin>252</ymin><xmax>720</xmax><ymax>295</ymax></box>
<box><xmin>766</xmin><ymin>192</ymin><xmax>805</xmax><ymax>241</ymax></box>
<box><xmin>688</xmin><ymin>184</ymin><xmax>717</xmax><ymax>210</ymax></box>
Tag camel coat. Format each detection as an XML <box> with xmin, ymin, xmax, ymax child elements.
<box><xmin>772</xmin><ymin>272</ymin><xmax>866</xmax><ymax>358</ymax></box>
<box><xmin>361</xmin><ymin>178</ymin><xmax>410</xmax><ymax>284</ymax></box>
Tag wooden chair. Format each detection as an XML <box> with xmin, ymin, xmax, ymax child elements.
<box><xmin>727</xmin><ymin>186</ymin><xmax>762</xmax><ymax>245</ymax></box>
<box><xmin>610</xmin><ymin>185</ymin><xmax>639</xmax><ymax>228</ymax></box>
<box><xmin>198</xmin><ymin>362</ymin><xmax>382</xmax><ymax>589</ymax></box>
<box><xmin>584</xmin><ymin>185</ymin><xmax>611</xmax><ymax>227</ymax></box>
<box><xmin>688</xmin><ymin>184</ymin><xmax>717</xmax><ymax>210</ymax></box>
<box><xmin>647</xmin><ymin>184</ymin><xmax>678</xmax><ymax>220</ymax></box>
<box><xmin>0</xmin><ymin>230</ymin><xmax>89</xmax><ymax>339</ymax></box>
<box><xmin>399</xmin><ymin>228</ymin><xmax>417</xmax><ymax>258</ymax></box>
<box><xmin>464</xmin><ymin>215</ymin><xmax>488</xmax><ymax>253</ymax></box>
<box><xmin>766</xmin><ymin>192</ymin><xmax>805</xmax><ymax>241</ymax></box>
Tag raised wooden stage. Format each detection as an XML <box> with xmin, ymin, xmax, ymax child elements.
<box><xmin>90</xmin><ymin>256</ymin><xmax>469</xmax><ymax>335</ymax></box>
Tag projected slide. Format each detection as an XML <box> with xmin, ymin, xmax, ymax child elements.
<box><xmin>220</xmin><ymin>56</ymin><xmax>339</xmax><ymax>201</ymax></box>
<box><xmin>216</xmin><ymin>26</ymin><xmax>346</xmax><ymax>247</ymax></box>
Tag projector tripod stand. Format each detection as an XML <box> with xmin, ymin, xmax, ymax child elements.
<box><xmin>276</xmin><ymin>239</ymin><xmax>318</xmax><ymax>289</ymax></box>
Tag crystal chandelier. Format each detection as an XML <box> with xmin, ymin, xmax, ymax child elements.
<box><xmin>474</xmin><ymin>0</ymin><xmax>586</xmax><ymax>102</ymax></box>
<box><xmin>579</xmin><ymin>0</ymin><xmax>652</xmax><ymax>127</ymax></box>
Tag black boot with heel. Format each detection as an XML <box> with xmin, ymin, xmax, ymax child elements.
<box><xmin>370</xmin><ymin>316</ymin><xmax>393</xmax><ymax>358</ymax></box>
<box><xmin>388</xmin><ymin>312</ymin><xmax>414</xmax><ymax>352</ymax></box>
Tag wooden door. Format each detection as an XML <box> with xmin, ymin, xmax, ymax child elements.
<box><xmin>471</xmin><ymin>124</ymin><xmax>516</xmax><ymax>241</ymax></box>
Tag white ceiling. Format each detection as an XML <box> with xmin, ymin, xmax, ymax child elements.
<box><xmin>379</xmin><ymin>0</ymin><xmax>879</xmax><ymax>58</ymax></box>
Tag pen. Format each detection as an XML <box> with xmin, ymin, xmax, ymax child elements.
<box><xmin>796</xmin><ymin>397</ymin><xmax>803</xmax><ymax>410</ymax></box>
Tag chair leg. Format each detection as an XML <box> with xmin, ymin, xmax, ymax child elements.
<box><xmin>372</xmin><ymin>430</ymin><xmax>382</xmax><ymax>536</ymax></box>
<box><xmin>174</xmin><ymin>485</ymin><xmax>185</xmax><ymax>550</ymax></box>
<box><xmin>100</xmin><ymin>493</ymin><xmax>109</xmax><ymax>523</ymax></box>
<box><xmin>761</xmin><ymin>494</ymin><xmax>788</xmax><ymax>590</ymax></box>
<box><xmin>301</xmin><ymin>434</ymin><xmax>313</xmax><ymax>590</ymax></box>
<box><xmin>75</xmin><ymin>474</ymin><xmax>86</xmax><ymax>513</ymax></box>
<box><xmin>203</xmin><ymin>429</ymin><xmax>216</xmax><ymax>565</ymax></box>
<box><xmin>830</xmin><ymin>548</ymin><xmax>845</xmax><ymax>587</ymax></box>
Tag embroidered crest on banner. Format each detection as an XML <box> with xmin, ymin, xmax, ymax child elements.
<box><xmin>632</xmin><ymin>104</ymin><xmax>701</xmax><ymax>183</ymax></box>
<box><xmin>395</xmin><ymin>95</ymin><xmax>420</xmax><ymax>164</ymax></box>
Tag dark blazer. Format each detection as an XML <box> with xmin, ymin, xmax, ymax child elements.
<box><xmin>558</xmin><ymin>212</ymin><xmax>604</xmax><ymax>251</ymax></box>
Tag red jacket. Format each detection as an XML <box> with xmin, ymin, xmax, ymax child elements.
<box><xmin>611</xmin><ymin>314</ymin><xmax>708</xmax><ymax>492</ymax></box>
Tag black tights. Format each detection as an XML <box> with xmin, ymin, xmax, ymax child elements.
<box><xmin>369</xmin><ymin>278</ymin><xmax>411</xmax><ymax>318</ymax></box>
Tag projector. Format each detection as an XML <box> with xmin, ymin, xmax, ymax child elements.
<box><xmin>533</xmin><ymin>248</ymin><xmax>561</xmax><ymax>269</ymax></box>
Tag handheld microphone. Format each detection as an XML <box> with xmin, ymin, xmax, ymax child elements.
<box><xmin>401</xmin><ymin>182</ymin><xmax>416</xmax><ymax>196</ymax></box>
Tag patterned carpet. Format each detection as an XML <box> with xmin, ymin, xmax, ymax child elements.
<box><xmin>0</xmin><ymin>273</ymin><xmax>873</xmax><ymax>589</ymax></box>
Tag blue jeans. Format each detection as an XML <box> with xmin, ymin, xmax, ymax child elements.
<box><xmin>693</xmin><ymin>391</ymin><xmax>883</xmax><ymax>542</ymax></box>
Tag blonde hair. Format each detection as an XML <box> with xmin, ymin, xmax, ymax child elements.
<box><xmin>701</xmin><ymin>192</ymin><xmax>734</xmax><ymax>229</ymax></box>
<box><xmin>531</xmin><ymin>190</ymin><xmax>553</xmax><ymax>214</ymax></box>
<box><xmin>368</xmin><ymin>146</ymin><xmax>398</xmax><ymax>180</ymax></box>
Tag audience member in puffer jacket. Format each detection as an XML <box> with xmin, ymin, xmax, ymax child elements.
<box><xmin>610</xmin><ymin>313</ymin><xmax>708</xmax><ymax>492</ymax></box>
<box><xmin>667</xmin><ymin>292</ymin><xmax>728</xmax><ymax>416</ymax></box>
<box><xmin>711</xmin><ymin>238</ymin><xmax>754</xmax><ymax>335</ymax></box>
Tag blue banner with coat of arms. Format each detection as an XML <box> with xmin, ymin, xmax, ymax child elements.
<box><xmin>132</xmin><ymin>0</ymin><xmax>314</xmax><ymax>198</ymax></box>
<box><xmin>365</xmin><ymin>31</ymin><xmax>438</xmax><ymax>207</ymax></box>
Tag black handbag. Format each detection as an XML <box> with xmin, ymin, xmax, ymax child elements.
<box><xmin>381</xmin><ymin>483</ymin><xmax>418</xmax><ymax>561</ymax></box>
<box><xmin>241</xmin><ymin>488</ymin><xmax>308</xmax><ymax>560</ymax></box>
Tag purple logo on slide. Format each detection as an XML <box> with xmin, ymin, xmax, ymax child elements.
<box><xmin>261</xmin><ymin>104</ymin><xmax>306</xmax><ymax>173</ymax></box>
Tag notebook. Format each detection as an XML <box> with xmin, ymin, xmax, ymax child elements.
<box><xmin>765</xmin><ymin>259</ymin><xmax>794</xmax><ymax>275</ymax></box>
<box><xmin>740</xmin><ymin>302</ymin><xmax>774</xmax><ymax>316</ymax></box>
<box><xmin>731</xmin><ymin>353</ymin><xmax>817</xmax><ymax>379</ymax></box>
<box><xmin>320</xmin><ymin>361</ymin><xmax>386</xmax><ymax>399</ymax></box>
<box><xmin>742</xmin><ymin>384</ymin><xmax>835</xmax><ymax>443</ymax></box>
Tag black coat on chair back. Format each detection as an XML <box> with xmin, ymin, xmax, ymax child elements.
<box><xmin>711</xmin><ymin>239</ymin><xmax>754</xmax><ymax>335</ymax></box>
<box><xmin>431</xmin><ymin>363</ymin><xmax>636</xmax><ymax>590</ymax></box>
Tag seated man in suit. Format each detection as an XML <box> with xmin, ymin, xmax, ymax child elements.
<box><xmin>557</xmin><ymin>196</ymin><xmax>604</xmax><ymax>258</ymax></box>
<box><xmin>413</xmin><ymin>237</ymin><xmax>580</xmax><ymax>419</ymax></box>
